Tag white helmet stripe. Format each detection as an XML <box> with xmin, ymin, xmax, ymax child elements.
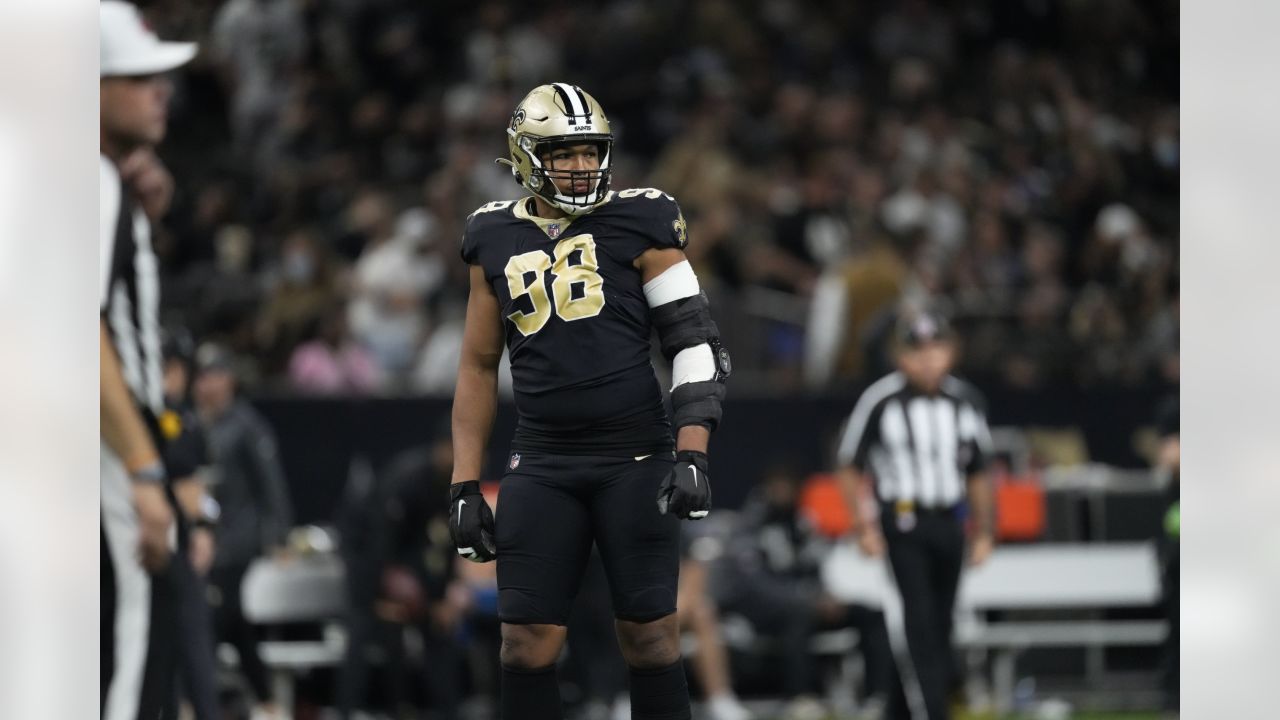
<box><xmin>553</xmin><ymin>82</ymin><xmax>587</xmax><ymax>119</ymax></box>
<box><xmin>572</xmin><ymin>85</ymin><xmax>592</xmax><ymax>120</ymax></box>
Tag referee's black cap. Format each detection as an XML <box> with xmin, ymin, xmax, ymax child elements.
<box><xmin>194</xmin><ymin>342</ymin><xmax>234</xmax><ymax>374</ymax></box>
<box><xmin>894</xmin><ymin>308</ymin><xmax>954</xmax><ymax>348</ymax></box>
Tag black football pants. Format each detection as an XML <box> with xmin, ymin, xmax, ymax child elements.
<box><xmin>495</xmin><ymin>451</ymin><xmax>680</xmax><ymax>625</ymax></box>
<box><xmin>881</xmin><ymin>507</ymin><xmax>964</xmax><ymax>720</ymax></box>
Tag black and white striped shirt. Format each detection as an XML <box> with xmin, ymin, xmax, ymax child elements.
<box><xmin>836</xmin><ymin>372</ymin><xmax>993</xmax><ymax>508</ymax></box>
<box><xmin>100</xmin><ymin>155</ymin><xmax>163</xmax><ymax>417</ymax></box>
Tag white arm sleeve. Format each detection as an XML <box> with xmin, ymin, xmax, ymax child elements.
<box><xmin>642</xmin><ymin>260</ymin><xmax>700</xmax><ymax>307</ymax></box>
<box><xmin>100</xmin><ymin>156</ymin><xmax>120</xmax><ymax>310</ymax></box>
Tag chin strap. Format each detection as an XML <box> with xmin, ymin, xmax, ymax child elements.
<box><xmin>553</xmin><ymin>198</ymin><xmax>598</xmax><ymax>216</ymax></box>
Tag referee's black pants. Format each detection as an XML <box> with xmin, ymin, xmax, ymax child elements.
<box><xmin>881</xmin><ymin>507</ymin><xmax>964</xmax><ymax>720</ymax></box>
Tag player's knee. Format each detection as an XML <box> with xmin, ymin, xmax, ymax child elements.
<box><xmin>616</xmin><ymin>613</ymin><xmax>681</xmax><ymax>669</ymax></box>
<box><xmin>499</xmin><ymin>623</ymin><xmax>564</xmax><ymax>670</ymax></box>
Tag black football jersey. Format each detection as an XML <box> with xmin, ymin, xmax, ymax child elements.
<box><xmin>460</xmin><ymin>189</ymin><xmax>689</xmax><ymax>455</ymax></box>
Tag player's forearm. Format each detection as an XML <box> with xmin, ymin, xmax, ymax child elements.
<box><xmin>450</xmin><ymin>364</ymin><xmax>498</xmax><ymax>483</ymax></box>
<box><xmin>675</xmin><ymin>424</ymin><xmax>710</xmax><ymax>454</ymax></box>
<box><xmin>967</xmin><ymin>471</ymin><xmax>994</xmax><ymax>537</ymax></box>
<box><xmin>100</xmin><ymin>322</ymin><xmax>162</xmax><ymax>473</ymax></box>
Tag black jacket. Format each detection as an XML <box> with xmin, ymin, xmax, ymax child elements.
<box><xmin>204</xmin><ymin>400</ymin><xmax>294</xmax><ymax>568</ymax></box>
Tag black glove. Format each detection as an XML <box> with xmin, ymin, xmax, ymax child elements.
<box><xmin>657</xmin><ymin>450</ymin><xmax>712</xmax><ymax>520</ymax></box>
<box><xmin>449</xmin><ymin>481</ymin><xmax>496</xmax><ymax>562</ymax></box>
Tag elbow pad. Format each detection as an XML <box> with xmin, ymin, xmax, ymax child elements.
<box><xmin>670</xmin><ymin>364</ymin><xmax>730</xmax><ymax>430</ymax></box>
<box><xmin>646</xmin><ymin>263</ymin><xmax>731</xmax><ymax>431</ymax></box>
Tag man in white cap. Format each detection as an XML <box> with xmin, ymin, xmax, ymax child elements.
<box><xmin>100</xmin><ymin>3</ymin><xmax>198</xmax><ymax>719</ymax></box>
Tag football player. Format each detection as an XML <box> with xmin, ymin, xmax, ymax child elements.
<box><xmin>448</xmin><ymin>83</ymin><xmax>731</xmax><ymax>720</ymax></box>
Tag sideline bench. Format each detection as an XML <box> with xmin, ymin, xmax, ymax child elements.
<box><xmin>821</xmin><ymin>542</ymin><xmax>1168</xmax><ymax>712</ymax></box>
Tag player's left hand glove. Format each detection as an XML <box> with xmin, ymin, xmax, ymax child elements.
<box><xmin>449</xmin><ymin>481</ymin><xmax>496</xmax><ymax>562</ymax></box>
<box><xmin>657</xmin><ymin>450</ymin><xmax>712</xmax><ymax>520</ymax></box>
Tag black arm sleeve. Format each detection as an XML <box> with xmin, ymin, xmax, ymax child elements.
<box><xmin>649</xmin><ymin>292</ymin><xmax>720</xmax><ymax>361</ymax></box>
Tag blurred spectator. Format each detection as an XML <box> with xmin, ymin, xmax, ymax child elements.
<box><xmin>346</xmin><ymin>198</ymin><xmax>445</xmax><ymax>381</ymax></box>
<box><xmin>648</xmin><ymin>101</ymin><xmax>741</xmax><ymax>213</ymax></box>
<box><xmin>161</xmin><ymin>180</ymin><xmax>236</xmax><ymax>281</ymax></box>
<box><xmin>287</xmin><ymin>302</ymin><xmax>382</xmax><ymax>395</ymax></box>
<box><xmin>210</xmin><ymin>0</ymin><xmax>307</xmax><ymax>164</ymax></box>
<box><xmin>805</xmin><ymin>235</ymin><xmax>909</xmax><ymax>388</ymax></box>
<box><xmin>190</xmin><ymin>224</ymin><xmax>262</xmax><ymax>350</ymax></box>
<box><xmin>152</xmin><ymin>0</ymin><xmax>1177</xmax><ymax>394</ymax></box>
<box><xmin>257</xmin><ymin>227</ymin><xmax>344</xmax><ymax>376</ymax></box>
<box><xmin>464</xmin><ymin>1</ymin><xmax>563</xmax><ymax>87</ymax></box>
<box><xmin>1142</xmin><ymin>277</ymin><xmax>1180</xmax><ymax>387</ymax></box>
<box><xmin>193</xmin><ymin>343</ymin><xmax>293</xmax><ymax>719</ymax></box>
<box><xmin>336</xmin><ymin>436</ymin><xmax>465</xmax><ymax>718</ymax></box>
<box><xmin>411</xmin><ymin>298</ymin><xmax>469</xmax><ymax>397</ymax></box>
<box><xmin>160</xmin><ymin>331</ymin><xmax>221</xmax><ymax>720</ymax></box>
<box><xmin>714</xmin><ymin>469</ymin><xmax>892</xmax><ymax>718</ymax></box>
<box><xmin>678</xmin><ymin>527</ymin><xmax>753</xmax><ymax>720</ymax></box>
<box><xmin>872</xmin><ymin>0</ymin><xmax>955</xmax><ymax>67</ymax></box>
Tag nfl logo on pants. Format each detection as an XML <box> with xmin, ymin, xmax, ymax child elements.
<box><xmin>510</xmin><ymin>453</ymin><xmax>521</xmax><ymax>470</ymax></box>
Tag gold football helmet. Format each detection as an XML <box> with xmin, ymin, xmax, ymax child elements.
<box><xmin>498</xmin><ymin>83</ymin><xmax>613</xmax><ymax>216</ymax></box>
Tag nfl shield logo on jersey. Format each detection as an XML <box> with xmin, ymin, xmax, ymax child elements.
<box><xmin>546</xmin><ymin>223</ymin><xmax>561</xmax><ymax>239</ymax></box>
<box><xmin>509</xmin><ymin>453</ymin><xmax>521</xmax><ymax>469</ymax></box>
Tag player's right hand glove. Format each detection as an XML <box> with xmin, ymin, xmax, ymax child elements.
<box><xmin>657</xmin><ymin>450</ymin><xmax>712</xmax><ymax>520</ymax></box>
<box><xmin>449</xmin><ymin>481</ymin><xmax>496</xmax><ymax>563</ymax></box>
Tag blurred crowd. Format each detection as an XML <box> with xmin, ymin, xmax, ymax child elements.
<box><xmin>107</xmin><ymin>2</ymin><xmax>1180</xmax><ymax>717</ymax></box>
<box><xmin>139</xmin><ymin>0</ymin><xmax>1177</xmax><ymax>396</ymax></box>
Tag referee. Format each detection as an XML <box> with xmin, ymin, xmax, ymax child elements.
<box><xmin>100</xmin><ymin>3</ymin><xmax>197</xmax><ymax>718</ymax></box>
<box><xmin>835</xmin><ymin>309</ymin><xmax>995</xmax><ymax>720</ymax></box>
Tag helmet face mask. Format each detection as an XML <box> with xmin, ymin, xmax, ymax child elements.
<box><xmin>500</xmin><ymin>83</ymin><xmax>613</xmax><ymax>216</ymax></box>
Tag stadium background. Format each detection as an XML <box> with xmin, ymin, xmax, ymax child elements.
<box><xmin>131</xmin><ymin>0</ymin><xmax>1178</xmax><ymax>718</ymax></box>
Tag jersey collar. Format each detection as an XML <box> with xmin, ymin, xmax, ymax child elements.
<box><xmin>513</xmin><ymin>193</ymin><xmax>615</xmax><ymax>238</ymax></box>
